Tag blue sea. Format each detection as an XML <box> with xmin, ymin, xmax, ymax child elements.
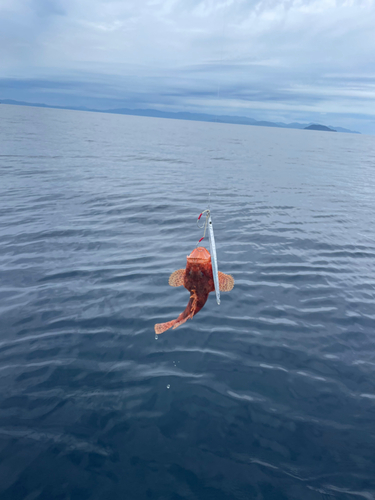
<box><xmin>1</xmin><ymin>103</ymin><xmax>375</xmax><ymax>500</ymax></box>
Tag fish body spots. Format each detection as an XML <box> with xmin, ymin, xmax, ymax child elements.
<box><xmin>184</xmin><ymin>246</ymin><xmax>215</xmax><ymax>296</ymax></box>
<box><xmin>184</xmin><ymin>261</ymin><xmax>214</xmax><ymax>298</ymax></box>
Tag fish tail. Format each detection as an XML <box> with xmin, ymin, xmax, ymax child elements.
<box><xmin>154</xmin><ymin>291</ymin><xmax>200</xmax><ymax>335</ymax></box>
<box><xmin>154</xmin><ymin>320</ymin><xmax>177</xmax><ymax>334</ymax></box>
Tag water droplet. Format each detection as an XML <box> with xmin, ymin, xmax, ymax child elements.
<box><xmin>166</xmin><ymin>384</ymin><xmax>170</xmax><ymax>389</ymax></box>
<box><xmin>155</xmin><ymin>334</ymin><xmax>158</xmax><ymax>340</ymax></box>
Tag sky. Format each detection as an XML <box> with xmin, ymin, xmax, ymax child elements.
<box><xmin>0</xmin><ymin>0</ymin><xmax>374</xmax><ymax>133</ymax></box>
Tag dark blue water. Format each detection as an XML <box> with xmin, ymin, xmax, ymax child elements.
<box><xmin>1</xmin><ymin>103</ymin><xmax>375</xmax><ymax>500</ymax></box>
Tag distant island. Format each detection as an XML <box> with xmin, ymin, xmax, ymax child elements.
<box><xmin>0</xmin><ymin>99</ymin><xmax>360</xmax><ymax>134</ymax></box>
<box><xmin>304</xmin><ymin>124</ymin><xmax>336</xmax><ymax>132</ymax></box>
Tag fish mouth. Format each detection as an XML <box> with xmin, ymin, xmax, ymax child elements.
<box><xmin>188</xmin><ymin>257</ymin><xmax>209</xmax><ymax>264</ymax></box>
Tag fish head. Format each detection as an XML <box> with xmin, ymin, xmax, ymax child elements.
<box><xmin>187</xmin><ymin>246</ymin><xmax>211</xmax><ymax>265</ymax></box>
<box><xmin>186</xmin><ymin>246</ymin><xmax>213</xmax><ymax>287</ymax></box>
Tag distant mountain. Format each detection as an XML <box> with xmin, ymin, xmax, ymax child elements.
<box><xmin>329</xmin><ymin>126</ymin><xmax>360</xmax><ymax>134</ymax></box>
<box><xmin>304</xmin><ymin>124</ymin><xmax>336</xmax><ymax>132</ymax></box>
<box><xmin>0</xmin><ymin>99</ymin><xmax>360</xmax><ymax>134</ymax></box>
<box><xmin>0</xmin><ymin>98</ymin><xmax>94</xmax><ymax>113</ymax></box>
<box><xmin>108</xmin><ymin>107</ymin><xmax>261</xmax><ymax>125</ymax></box>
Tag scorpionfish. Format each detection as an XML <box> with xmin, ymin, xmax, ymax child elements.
<box><xmin>155</xmin><ymin>246</ymin><xmax>234</xmax><ymax>334</ymax></box>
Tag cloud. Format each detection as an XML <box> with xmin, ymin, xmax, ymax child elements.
<box><xmin>0</xmin><ymin>0</ymin><xmax>374</xmax><ymax>132</ymax></box>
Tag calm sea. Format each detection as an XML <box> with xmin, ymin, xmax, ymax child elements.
<box><xmin>1</xmin><ymin>103</ymin><xmax>375</xmax><ymax>500</ymax></box>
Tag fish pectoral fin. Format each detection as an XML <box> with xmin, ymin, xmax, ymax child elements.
<box><xmin>187</xmin><ymin>290</ymin><xmax>198</xmax><ymax>319</ymax></box>
<box><xmin>218</xmin><ymin>271</ymin><xmax>234</xmax><ymax>292</ymax></box>
<box><xmin>168</xmin><ymin>269</ymin><xmax>185</xmax><ymax>287</ymax></box>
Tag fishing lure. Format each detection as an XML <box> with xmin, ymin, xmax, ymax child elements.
<box><xmin>197</xmin><ymin>209</ymin><xmax>220</xmax><ymax>305</ymax></box>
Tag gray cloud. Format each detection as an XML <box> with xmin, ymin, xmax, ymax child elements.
<box><xmin>0</xmin><ymin>0</ymin><xmax>374</xmax><ymax>132</ymax></box>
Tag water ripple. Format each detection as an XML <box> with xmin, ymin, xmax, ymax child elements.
<box><xmin>1</xmin><ymin>104</ymin><xmax>375</xmax><ymax>499</ymax></box>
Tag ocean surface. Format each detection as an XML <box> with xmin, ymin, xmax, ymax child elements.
<box><xmin>1</xmin><ymin>103</ymin><xmax>375</xmax><ymax>500</ymax></box>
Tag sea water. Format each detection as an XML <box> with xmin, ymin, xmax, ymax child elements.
<box><xmin>1</xmin><ymin>104</ymin><xmax>375</xmax><ymax>499</ymax></box>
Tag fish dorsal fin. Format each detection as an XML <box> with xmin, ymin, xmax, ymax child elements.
<box><xmin>169</xmin><ymin>269</ymin><xmax>185</xmax><ymax>287</ymax></box>
<box><xmin>218</xmin><ymin>271</ymin><xmax>234</xmax><ymax>292</ymax></box>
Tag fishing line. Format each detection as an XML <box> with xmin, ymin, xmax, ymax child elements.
<box><xmin>217</xmin><ymin>3</ymin><xmax>226</xmax><ymax>105</ymax></box>
<box><xmin>196</xmin><ymin>209</ymin><xmax>210</xmax><ymax>245</ymax></box>
<box><xmin>194</xmin><ymin>6</ymin><xmax>227</xmax><ymax>305</ymax></box>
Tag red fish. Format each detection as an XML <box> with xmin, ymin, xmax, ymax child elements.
<box><xmin>155</xmin><ymin>246</ymin><xmax>234</xmax><ymax>334</ymax></box>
